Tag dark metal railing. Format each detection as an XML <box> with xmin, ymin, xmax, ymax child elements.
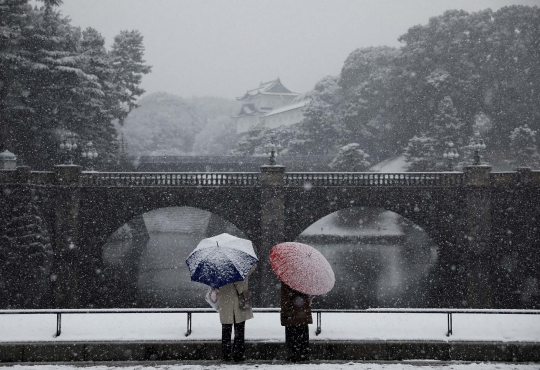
<box><xmin>4</xmin><ymin>169</ymin><xmax>540</xmax><ymax>188</ymax></box>
<box><xmin>285</xmin><ymin>172</ymin><xmax>464</xmax><ymax>187</ymax></box>
<box><xmin>1</xmin><ymin>308</ymin><xmax>538</xmax><ymax>339</ymax></box>
<box><xmin>80</xmin><ymin>172</ymin><xmax>260</xmax><ymax>187</ymax></box>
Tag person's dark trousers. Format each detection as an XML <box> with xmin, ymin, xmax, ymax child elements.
<box><xmin>285</xmin><ymin>324</ymin><xmax>309</xmax><ymax>362</ymax></box>
<box><xmin>221</xmin><ymin>322</ymin><xmax>246</xmax><ymax>361</ymax></box>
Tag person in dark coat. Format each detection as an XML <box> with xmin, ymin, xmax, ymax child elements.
<box><xmin>280</xmin><ymin>281</ymin><xmax>312</xmax><ymax>362</ymax></box>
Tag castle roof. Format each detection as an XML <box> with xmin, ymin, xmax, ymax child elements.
<box><xmin>263</xmin><ymin>100</ymin><xmax>309</xmax><ymax>117</ymax></box>
<box><xmin>236</xmin><ymin>78</ymin><xmax>299</xmax><ymax>100</ymax></box>
<box><xmin>230</xmin><ymin>103</ymin><xmax>258</xmax><ymax>119</ymax></box>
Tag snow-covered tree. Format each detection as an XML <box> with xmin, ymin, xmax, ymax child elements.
<box><xmin>509</xmin><ymin>125</ymin><xmax>540</xmax><ymax>168</ymax></box>
<box><xmin>288</xmin><ymin>75</ymin><xmax>347</xmax><ymax>155</ymax></box>
<box><xmin>431</xmin><ymin>96</ymin><xmax>466</xmax><ymax>145</ymax></box>
<box><xmin>0</xmin><ymin>1</ymin><xmax>153</xmax><ymax>169</ymax></box>
<box><xmin>0</xmin><ymin>192</ymin><xmax>53</xmax><ymax>308</ymax></box>
<box><xmin>78</xmin><ymin>27</ymin><xmax>123</xmax><ymax>169</ymax></box>
<box><xmin>111</xmin><ymin>30</ymin><xmax>152</xmax><ymax>125</ymax></box>
<box><xmin>424</xmin><ymin>96</ymin><xmax>467</xmax><ymax>169</ymax></box>
<box><xmin>230</xmin><ymin>121</ymin><xmax>307</xmax><ymax>158</ymax></box>
<box><xmin>121</xmin><ymin>93</ymin><xmax>202</xmax><ymax>156</ymax></box>
<box><xmin>329</xmin><ymin>143</ymin><xmax>371</xmax><ymax>172</ymax></box>
<box><xmin>339</xmin><ymin>46</ymin><xmax>401</xmax><ymax>158</ymax></box>
<box><xmin>0</xmin><ymin>0</ymin><xmax>35</xmax><ymax>151</ymax></box>
<box><xmin>404</xmin><ymin>135</ymin><xmax>438</xmax><ymax>172</ymax></box>
<box><xmin>15</xmin><ymin>1</ymin><xmax>103</xmax><ymax>168</ymax></box>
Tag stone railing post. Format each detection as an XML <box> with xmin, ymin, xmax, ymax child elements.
<box><xmin>53</xmin><ymin>165</ymin><xmax>82</xmax><ymax>308</ymax></box>
<box><xmin>516</xmin><ymin>167</ymin><xmax>532</xmax><ymax>186</ymax></box>
<box><xmin>15</xmin><ymin>166</ymin><xmax>30</xmax><ymax>183</ymax></box>
<box><xmin>463</xmin><ymin>165</ymin><xmax>492</xmax><ymax>308</ymax></box>
<box><xmin>259</xmin><ymin>165</ymin><xmax>286</xmax><ymax>307</ymax></box>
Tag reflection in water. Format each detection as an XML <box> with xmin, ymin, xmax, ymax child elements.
<box><xmin>101</xmin><ymin>207</ymin><xmax>438</xmax><ymax>308</ymax></box>
<box><xmin>137</xmin><ymin>233</ymin><xmax>208</xmax><ymax>307</ymax></box>
<box><xmin>311</xmin><ymin>243</ymin><xmax>437</xmax><ymax>308</ymax></box>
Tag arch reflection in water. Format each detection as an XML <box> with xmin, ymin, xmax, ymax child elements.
<box><xmin>295</xmin><ymin>207</ymin><xmax>438</xmax><ymax>309</ymax></box>
<box><xmin>101</xmin><ymin>206</ymin><xmax>245</xmax><ymax>308</ymax></box>
<box><xmin>101</xmin><ymin>206</ymin><xmax>437</xmax><ymax>308</ymax></box>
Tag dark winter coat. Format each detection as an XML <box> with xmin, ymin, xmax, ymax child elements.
<box><xmin>280</xmin><ymin>282</ymin><xmax>313</xmax><ymax>326</ymax></box>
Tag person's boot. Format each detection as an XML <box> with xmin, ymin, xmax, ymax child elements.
<box><xmin>222</xmin><ymin>340</ymin><xmax>232</xmax><ymax>362</ymax></box>
<box><xmin>233</xmin><ymin>337</ymin><xmax>246</xmax><ymax>362</ymax></box>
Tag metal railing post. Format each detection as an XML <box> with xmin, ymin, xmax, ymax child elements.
<box><xmin>316</xmin><ymin>311</ymin><xmax>322</xmax><ymax>336</ymax></box>
<box><xmin>185</xmin><ymin>312</ymin><xmax>192</xmax><ymax>337</ymax></box>
<box><xmin>446</xmin><ymin>312</ymin><xmax>452</xmax><ymax>336</ymax></box>
<box><xmin>54</xmin><ymin>313</ymin><xmax>62</xmax><ymax>337</ymax></box>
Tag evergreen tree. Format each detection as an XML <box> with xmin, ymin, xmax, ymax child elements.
<box><xmin>288</xmin><ymin>76</ymin><xmax>347</xmax><ymax>155</ymax></box>
<box><xmin>339</xmin><ymin>46</ymin><xmax>401</xmax><ymax>158</ymax></box>
<box><xmin>0</xmin><ymin>191</ymin><xmax>53</xmax><ymax>308</ymax></box>
<box><xmin>17</xmin><ymin>1</ymin><xmax>102</xmax><ymax>168</ymax></box>
<box><xmin>110</xmin><ymin>30</ymin><xmax>152</xmax><ymax>125</ymax></box>
<box><xmin>79</xmin><ymin>27</ymin><xmax>122</xmax><ymax>169</ymax></box>
<box><xmin>509</xmin><ymin>125</ymin><xmax>540</xmax><ymax>168</ymax></box>
<box><xmin>428</xmin><ymin>96</ymin><xmax>467</xmax><ymax>169</ymax></box>
<box><xmin>329</xmin><ymin>143</ymin><xmax>371</xmax><ymax>171</ymax></box>
<box><xmin>431</xmin><ymin>96</ymin><xmax>466</xmax><ymax>145</ymax></box>
<box><xmin>404</xmin><ymin>135</ymin><xmax>438</xmax><ymax>172</ymax></box>
<box><xmin>0</xmin><ymin>0</ymin><xmax>33</xmax><ymax>151</ymax></box>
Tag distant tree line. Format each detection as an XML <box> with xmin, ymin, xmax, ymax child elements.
<box><xmin>0</xmin><ymin>0</ymin><xmax>151</xmax><ymax>170</ymax></box>
<box><xmin>237</xmin><ymin>5</ymin><xmax>540</xmax><ymax>170</ymax></box>
<box><xmin>120</xmin><ymin>93</ymin><xmax>238</xmax><ymax>158</ymax></box>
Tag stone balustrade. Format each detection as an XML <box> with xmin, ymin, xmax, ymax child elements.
<box><xmin>2</xmin><ymin>168</ymin><xmax>540</xmax><ymax>188</ymax></box>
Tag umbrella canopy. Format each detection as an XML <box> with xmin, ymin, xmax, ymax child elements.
<box><xmin>270</xmin><ymin>242</ymin><xmax>335</xmax><ymax>296</ymax></box>
<box><xmin>186</xmin><ymin>233</ymin><xmax>258</xmax><ymax>289</ymax></box>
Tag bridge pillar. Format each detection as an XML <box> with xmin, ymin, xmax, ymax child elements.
<box><xmin>52</xmin><ymin>165</ymin><xmax>82</xmax><ymax>308</ymax></box>
<box><xmin>463</xmin><ymin>165</ymin><xmax>493</xmax><ymax>308</ymax></box>
<box><xmin>259</xmin><ymin>165</ymin><xmax>286</xmax><ymax>307</ymax></box>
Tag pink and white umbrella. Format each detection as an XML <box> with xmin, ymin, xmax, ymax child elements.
<box><xmin>269</xmin><ymin>242</ymin><xmax>335</xmax><ymax>296</ymax></box>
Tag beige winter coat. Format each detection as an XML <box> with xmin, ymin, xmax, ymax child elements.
<box><xmin>218</xmin><ymin>265</ymin><xmax>256</xmax><ymax>324</ymax></box>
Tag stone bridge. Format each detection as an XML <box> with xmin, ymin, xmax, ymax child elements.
<box><xmin>1</xmin><ymin>165</ymin><xmax>539</xmax><ymax>308</ymax></box>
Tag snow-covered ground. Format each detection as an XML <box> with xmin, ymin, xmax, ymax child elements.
<box><xmin>4</xmin><ymin>363</ymin><xmax>540</xmax><ymax>370</ymax></box>
<box><xmin>370</xmin><ymin>155</ymin><xmax>408</xmax><ymax>172</ymax></box>
<box><xmin>1</xmin><ymin>312</ymin><xmax>539</xmax><ymax>343</ymax></box>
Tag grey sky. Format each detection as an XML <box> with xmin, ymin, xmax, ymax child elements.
<box><xmin>57</xmin><ymin>0</ymin><xmax>540</xmax><ymax>99</ymax></box>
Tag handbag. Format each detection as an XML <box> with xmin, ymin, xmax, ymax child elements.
<box><xmin>234</xmin><ymin>283</ymin><xmax>252</xmax><ymax>310</ymax></box>
<box><xmin>205</xmin><ymin>287</ymin><xmax>219</xmax><ymax>311</ymax></box>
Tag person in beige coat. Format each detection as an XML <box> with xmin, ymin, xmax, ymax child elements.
<box><xmin>218</xmin><ymin>264</ymin><xmax>256</xmax><ymax>362</ymax></box>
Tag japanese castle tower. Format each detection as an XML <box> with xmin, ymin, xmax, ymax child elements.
<box><xmin>232</xmin><ymin>78</ymin><xmax>308</xmax><ymax>134</ymax></box>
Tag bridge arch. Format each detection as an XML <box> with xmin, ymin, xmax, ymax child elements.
<box><xmin>99</xmin><ymin>206</ymin><xmax>247</xmax><ymax>308</ymax></box>
<box><xmin>76</xmin><ymin>186</ymin><xmax>261</xmax><ymax>307</ymax></box>
<box><xmin>293</xmin><ymin>206</ymin><xmax>440</xmax><ymax>309</ymax></box>
<box><xmin>283</xmin><ymin>186</ymin><xmax>466</xmax><ymax>249</ymax></box>
<box><xmin>78</xmin><ymin>186</ymin><xmax>261</xmax><ymax>255</ymax></box>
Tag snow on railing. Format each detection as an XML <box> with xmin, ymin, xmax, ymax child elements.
<box><xmin>285</xmin><ymin>172</ymin><xmax>464</xmax><ymax>187</ymax></box>
<box><xmin>490</xmin><ymin>172</ymin><xmax>518</xmax><ymax>186</ymax></box>
<box><xmin>80</xmin><ymin>172</ymin><xmax>260</xmax><ymax>187</ymax></box>
<box><xmin>0</xmin><ymin>170</ymin><xmax>15</xmax><ymax>183</ymax></box>
<box><xmin>1</xmin><ymin>170</ymin><xmax>534</xmax><ymax>188</ymax></box>
<box><xmin>0</xmin><ymin>170</ymin><xmax>54</xmax><ymax>185</ymax></box>
<box><xmin>1</xmin><ymin>307</ymin><xmax>539</xmax><ymax>338</ymax></box>
<box><xmin>29</xmin><ymin>171</ymin><xmax>55</xmax><ymax>185</ymax></box>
